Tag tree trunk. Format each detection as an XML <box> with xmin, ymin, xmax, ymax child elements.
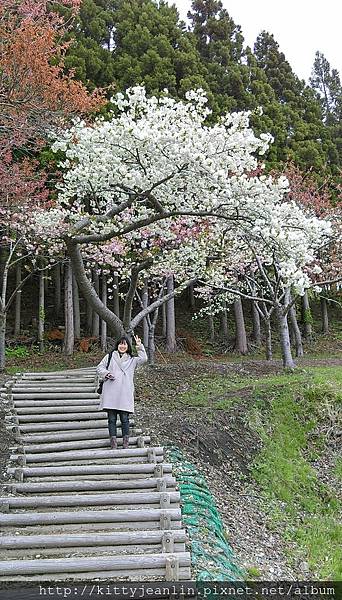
<box><xmin>264</xmin><ymin>317</ymin><xmax>272</xmax><ymax>360</ymax></box>
<box><xmin>63</xmin><ymin>261</ymin><xmax>74</xmax><ymax>356</ymax></box>
<box><xmin>0</xmin><ymin>312</ymin><xmax>6</xmax><ymax>372</ymax></box>
<box><xmin>320</xmin><ymin>296</ymin><xmax>329</xmax><ymax>334</ymax></box>
<box><xmin>220</xmin><ymin>301</ymin><xmax>229</xmax><ymax>343</ymax></box>
<box><xmin>101</xmin><ymin>274</ymin><xmax>107</xmax><ymax>351</ymax></box>
<box><xmin>288</xmin><ymin>302</ymin><xmax>304</xmax><ymax>357</ymax></box>
<box><xmin>72</xmin><ymin>274</ymin><xmax>81</xmax><ymax>339</ymax></box>
<box><xmin>208</xmin><ymin>315</ymin><xmax>215</xmax><ymax>342</ymax></box>
<box><xmin>301</xmin><ymin>291</ymin><xmax>313</xmax><ymax>340</ymax></box>
<box><xmin>251</xmin><ymin>300</ymin><xmax>261</xmax><ymax>346</ymax></box>
<box><xmin>14</xmin><ymin>261</ymin><xmax>22</xmax><ymax>336</ymax></box>
<box><xmin>165</xmin><ymin>276</ymin><xmax>177</xmax><ymax>352</ymax></box>
<box><xmin>142</xmin><ymin>282</ymin><xmax>149</xmax><ymax>348</ymax></box>
<box><xmin>277</xmin><ymin>307</ymin><xmax>295</xmax><ymax>369</ymax></box>
<box><xmin>234</xmin><ymin>298</ymin><xmax>248</xmax><ymax>354</ymax></box>
<box><xmin>37</xmin><ymin>269</ymin><xmax>45</xmax><ymax>353</ymax></box>
<box><xmin>92</xmin><ymin>270</ymin><xmax>100</xmax><ymax>337</ymax></box>
<box><xmin>148</xmin><ymin>322</ymin><xmax>156</xmax><ymax>366</ymax></box>
<box><xmin>113</xmin><ymin>274</ymin><xmax>120</xmax><ymax>318</ymax></box>
<box><xmin>162</xmin><ymin>296</ymin><xmax>167</xmax><ymax>338</ymax></box>
<box><xmin>53</xmin><ymin>264</ymin><xmax>62</xmax><ymax>323</ymax></box>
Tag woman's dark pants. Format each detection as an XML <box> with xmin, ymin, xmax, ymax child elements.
<box><xmin>106</xmin><ymin>410</ymin><xmax>129</xmax><ymax>437</ymax></box>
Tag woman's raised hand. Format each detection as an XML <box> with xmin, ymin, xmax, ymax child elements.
<box><xmin>134</xmin><ymin>335</ymin><xmax>142</xmax><ymax>345</ymax></box>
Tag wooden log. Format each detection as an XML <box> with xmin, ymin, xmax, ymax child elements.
<box><xmin>19</xmin><ymin>420</ymin><xmax>132</xmax><ymax>433</ymax></box>
<box><xmin>16</xmin><ymin>405</ymin><xmax>100</xmax><ymax>415</ymax></box>
<box><xmin>0</xmin><ymin>491</ymin><xmax>180</xmax><ymax>509</ymax></box>
<box><xmin>13</xmin><ymin>393</ymin><xmax>99</xmax><ymax>400</ymax></box>
<box><xmin>14</xmin><ymin>399</ymin><xmax>98</xmax><ymax>408</ymax></box>
<box><xmin>10</xmin><ymin>477</ymin><xmax>177</xmax><ymax>494</ymax></box>
<box><xmin>18</xmin><ymin>412</ymin><xmax>105</xmax><ymax>423</ymax></box>
<box><xmin>0</xmin><ymin>566</ymin><xmax>191</xmax><ymax>581</ymax></box>
<box><xmin>0</xmin><ymin>508</ymin><xmax>181</xmax><ymax>527</ymax></box>
<box><xmin>7</xmin><ymin>463</ymin><xmax>173</xmax><ymax>478</ymax></box>
<box><xmin>21</xmin><ymin>435</ymin><xmax>150</xmax><ymax>453</ymax></box>
<box><xmin>20</xmin><ymin>446</ymin><xmax>164</xmax><ymax>464</ymax></box>
<box><xmin>13</xmin><ymin>388</ymin><xmax>96</xmax><ymax>395</ymax></box>
<box><xmin>21</xmin><ymin>428</ymin><xmax>141</xmax><ymax>444</ymax></box>
<box><xmin>0</xmin><ymin>530</ymin><xmax>186</xmax><ymax>549</ymax></box>
<box><xmin>0</xmin><ymin>552</ymin><xmax>190</xmax><ymax>575</ymax></box>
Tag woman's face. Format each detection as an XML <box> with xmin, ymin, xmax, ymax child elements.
<box><xmin>118</xmin><ymin>340</ymin><xmax>128</xmax><ymax>353</ymax></box>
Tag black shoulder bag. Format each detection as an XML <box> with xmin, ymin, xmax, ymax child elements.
<box><xmin>96</xmin><ymin>351</ymin><xmax>113</xmax><ymax>395</ymax></box>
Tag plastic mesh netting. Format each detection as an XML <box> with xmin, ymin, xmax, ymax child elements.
<box><xmin>167</xmin><ymin>446</ymin><xmax>245</xmax><ymax>581</ymax></box>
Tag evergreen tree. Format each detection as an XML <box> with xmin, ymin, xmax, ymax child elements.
<box><xmin>188</xmin><ymin>0</ymin><xmax>249</xmax><ymax>113</ymax></box>
<box><xmin>254</xmin><ymin>31</ymin><xmax>329</xmax><ymax>174</ymax></box>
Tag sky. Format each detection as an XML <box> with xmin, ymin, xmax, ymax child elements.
<box><xmin>173</xmin><ymin>0</ymin><xmax>342</xmax><ymax>82</ymax></box>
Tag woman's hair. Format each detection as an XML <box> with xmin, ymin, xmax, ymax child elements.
<box><xmin>114</xmin><ymin>335</ymin><xmax>133</xmax><ymax>356</ymax></box>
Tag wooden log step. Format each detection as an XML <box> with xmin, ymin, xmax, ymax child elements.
<box><xmin>1</xmin><ymin>520</ymin><xmax>183</xmax><ymax>536</ymax></box>
<box><xmin>19</xmin><ymin>420</ymin><xmax>133</xmax><ymax>433</ymax></box>
<box><xmin>9</xmin><ymin>476</ymin><xmax>176</xmax><ymax>494</ymax></box>
<box><xmin>8</xmin><ymin>463</ymin><xmax>172</xmax><ymax>478</ymax></box>
<box><xmin>14</xmin><ymin>399</ymin><xmax>99</xmax><ymax>408</ymax></box>
<box><xmin>1</xmin><ymin>566</ymin><xmax>191</xmax><ymax>581</ymax></box>
<box><xmin>21</xmin><ymin>435</ymin><xmax>150</xmax><ymax>453</ymax></box>
<box><xmin>20</xmin><ymin>428</ymin><xmax>140</xmax><ymax>444</ymax></box>
<box><xmin>18</xmin><ymin>412</ymin><xmax>106</xmax><ymax>423</ymax></box>
<box><xmin>19</xmin><ymin>377</ymin><xmax>95</xmax><ymax>383</ymax></box>
<box><xmin>13</xmin><ymin>389</ymin><xmax>96</xmax><ymax>397</ymax></box>
<box><xmin>0</xmin><ymin>491</ymin><xmax>180</xmax><ymax>509</ymax></box>
<box><xmin>16</xmin><ymin>405</ymin><xmax>100</xmax><ymax>415</ymax></box>
<box><xmin>0</xmin><ymin>552</ymin><xmax>190</xmax><ymax>576</ymax></box>
<box><xmin>13</xmin><ymin>393</ymin><xmax>99</xmax><ymax>400</ymax></box>
<box><xmin>18</xmin><ymin>447</ymin><xmax>164</xmax><ymax>464</ymax></box>
<box><xmin>0</xmin><ymin>508</ymin><xmax>181</xmax><ymax>527</ymax></box>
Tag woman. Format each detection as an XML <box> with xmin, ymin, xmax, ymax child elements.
<box><xmin>96</xmin><ymin>335</ymin><xmax>147</xmax><ymax>449</ymax></box>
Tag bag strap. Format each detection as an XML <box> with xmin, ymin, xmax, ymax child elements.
<box><xmin>106</xmin><ymin>350</ymin><xmax>113</xmax><ymax>369</ymax></box>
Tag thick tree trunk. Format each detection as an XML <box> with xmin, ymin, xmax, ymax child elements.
<box><xmin>101</xmin><ymin>275</ymin><xmax>107</xmax><ymax>351</ymax></box>
<box><xmin>289</xmin><ymin>302</ymin><xmax>304</xmax><ymax>357</ymax></box>
<box><xmin>53</xmin><ymin>264</ymin><xmax>62</xmax><ymax>322</ymax></box>
<box><xmin>165</xmin><ymin>276</ymin><xmax>177</xmax><ymax>352</ymax></box>
<box><xmin>72</xmin><ymin>274</ymin><xmax>81</xmax><ymax>339</ymax></box>
<box><xmin>277</xmin><ymin>307</ymin><xmax>295</xmax><ymax>368</ymax></box>
<box><xmin>142</xmin><ymin>282</ymin><xmax>149</xmax><ymax>348</ymax></box>
<box><xmin>112</xmin><ymin>274</ymin><xmax>120</xmax><ymax>318</ymax></box>
<box><xmin>251</xmin><ymin>300</ymin><xmax>261</xmax><ymax>346</ymax></box>
<box><xmin>264</xmin><ymin>317</ymin><xmax>272</xmax><ymax>360</ymax></box>
<box><xmin>37</xmin><ymin>269</ymin><xmax>45</xmax><ymax>352</ymax></box>
<box><xmin>301</xmin><ymin>291</ymin><xmax>313</xmax><ymax>340</ymax></box>
<box><xmin>320</xmin><ymin>296</ymin><xmax>329</xmax><ymax>334</ymax></box>
<box><xmin>234</xmin><ymin>298</ymin><xmax>248</xmax><ymax>354</ymax></box>
<box><xmin>0</xmin><ymin>312</ymin><xmax>6</xmax><ymax>372</ymax></box>
<box><xmin>63</xmin><ymin>261</ymin><xmax>74</xmax><ymax>356</ymax></box>
<box><xmin>14</xmin><ymin>262</ymin><xmax>22</xmax><ymax>336</ymax></box>
<box><xmin>92</xmin><ymin>270</ymin><xmax>100</xmax><ymax>337</ymax></box>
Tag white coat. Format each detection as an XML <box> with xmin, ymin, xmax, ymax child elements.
<box><xmin>96</xmin><ymin>344</ymin><xmax>147</xmax><ymax>413</ymax></box>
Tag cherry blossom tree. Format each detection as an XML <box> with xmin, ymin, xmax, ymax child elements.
<box><xmin>0</xmin><ymin>0</ymin><xmax>105</xmax><ymax>370</ymax></box>
<box><xmin>31</xmin><ymin>87</ymin><xmax>334</xmax><ymax>369</ymax></box>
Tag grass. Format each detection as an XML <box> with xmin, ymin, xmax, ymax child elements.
<box><xmin>249</xmin><ymin>366</ymin><xmax>341</xmax><ymax>579</ymax></box>
<box><xmin>169</xmin><ymin>363</ymin><xmax>341</xmax><ymax>578</ymax></box>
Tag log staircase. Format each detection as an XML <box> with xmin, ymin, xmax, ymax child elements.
<box><xmin>0</xmin><ymin>369</ymin><xmax>191</xmax><ymax>581</ymax></box>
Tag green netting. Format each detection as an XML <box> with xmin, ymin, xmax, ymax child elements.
<box><xmin>166</xmin><ymin>446</ymin><xmax>245</xmax><ymax>581</ymax></box>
